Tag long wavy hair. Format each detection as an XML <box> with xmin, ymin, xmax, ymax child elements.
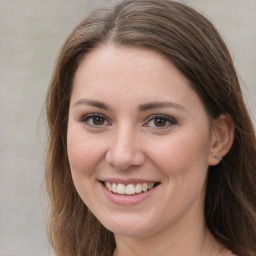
<box><xmin>45</xmin><ymin>1</ymin><xmax>256</xmax><ymax>255</ymax></box>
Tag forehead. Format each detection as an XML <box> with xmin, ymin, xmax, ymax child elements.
<box><xmin>71</xmin><ymin>45</ymin><xmax>206</xmax><ymax>114</ymax></box>
<box><xmin>73</xmin><ymin>46</ymin><xmax>190</xmax><ymax>93</ymax></box>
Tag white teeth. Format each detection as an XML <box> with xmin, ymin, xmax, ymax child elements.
<box><xmin>126</xmin><ymin>184</ymin><xmax>135</xmax><ymax>195</ymax></box>
<box><xmin>117</xmin><ymin>184</ymin><xmax>126</xmax><ymax>194</ymax></box>
<box><xmin>135</xmin><ymin>183</ymin><xmax>142</xmax><ymax>193</ymax></box>
<box><xmin>106</xmin><ymin>182</ymin><xmax>112</xmax><ymax>191</ymax></box>
<box><xmin>104</xmin><ymin>182</ymin><xmax>155</xmax><ymax>195</ymax></box>
<box><xmin>112</xmin><ymin>183</ymin><xmax>117</xmax><ymax>193</ymax></box>
<box><xmin>142</xmin><ymin>183</ymin><xmax>148</xmax><ymax>192</ymax></box>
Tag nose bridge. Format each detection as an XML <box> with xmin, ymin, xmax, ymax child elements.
<box><xmin>106</xmin><ymin>122</ymin><xmax>145</xmax><ymax>170</ymax></box>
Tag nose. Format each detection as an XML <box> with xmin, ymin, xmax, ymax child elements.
<box><xmin>105</xmin><ymin>125</ymin><xmax>146</xmax><ymax>171</ymax></box>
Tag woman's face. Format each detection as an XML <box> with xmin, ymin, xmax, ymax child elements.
<box><xmin>67</xmin><ymin>46</ymin><xmax>216</xmax><ymax>238</ymax></box>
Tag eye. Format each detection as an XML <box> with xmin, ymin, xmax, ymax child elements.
<box><xmin>144</xmin><ymin>115</ymin><xmax>177</xmax><ymax>129</ymax></box>
<box><xmin>80</xmin><ymin>113</ymin><xmax>110</xmax><ymax>127</ymax></box>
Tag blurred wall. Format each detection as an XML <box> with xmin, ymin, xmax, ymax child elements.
<box><xmin>0</xmin><ymin>0</ymin><xmax>255</xmax><ymax>255</ymax></box>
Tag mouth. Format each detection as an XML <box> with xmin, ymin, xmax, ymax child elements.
<box><xmin>101</xmin><ymin>181</ymin><xmax>160</xmax><ymax>196</ymax></box>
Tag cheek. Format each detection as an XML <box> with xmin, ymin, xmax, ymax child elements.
<box><xmin>150</xmin><ymin>133</ymin><xmax>210</xmax><ymax>215</ymax></box>
<box><xmin>164</xmin><ymin>137</ymin><xmax>208</xmax><ymax>209</ymax></box>
<box><xmin>148</xmin><ymin>130</ymin><xmax>211</xmax><ymax>177</ymax></box>
<box><xmin>67</xmin><ymin>130</ymin><xmax>105</xmax><ymax>207</ymax></box>
<box><xmin>67</xmin><ymin>129</ymin><xmax>104</xmax><ymax>177</ymax></box>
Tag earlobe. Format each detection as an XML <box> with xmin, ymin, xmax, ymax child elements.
<box><xmin>208</xmin><ymin>114</ymin><xmax>234</xmax><ymax>166</ymax></box>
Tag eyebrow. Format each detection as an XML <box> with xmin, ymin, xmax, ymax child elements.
<box><xmin>138</xmin><ymin>101</ymin><xmax>186</xmax><ymax>112</ymax></box>
<box><xmin>73</xmin><ymin>98</ymin><xmax>186</xmax><ymax>112</ymax></box>
<box><xmin>72</xmin><ymin>99</ymin><xmax>111</xmax><ymax>110</ymax></box>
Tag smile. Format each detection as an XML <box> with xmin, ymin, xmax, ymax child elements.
<box><xmin>104</xmin><ymin>182</ymin><xmax>159</xmax><ymax>196</ymax></box>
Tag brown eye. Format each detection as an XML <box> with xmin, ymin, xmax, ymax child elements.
<box><xmin>81</xmin><ymin>114</ymin><xmax>109</xmax><ymax>127</ymax></box>
<box><xmin>93</xmin><ymin>116</ymin><xmax>105</xmax><ymax>125</ymax></box>
<box><xmin>154</xmin><ymin>118</ymin><xmax>167</xmax><ymax>127</ymax></box>
<box><xmin>145</xmin><ymin>115</ymin><xmax>177</xmax><ymax>129</ymax></box>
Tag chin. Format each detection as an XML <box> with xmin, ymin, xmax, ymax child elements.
<box><xmin>97</xmin><ymin>213</ymin><xmax>158</xmax><ymax>238</ymax></box>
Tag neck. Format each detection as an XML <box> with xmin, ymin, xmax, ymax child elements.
<box><xmin>113</xmin><ymin>222</ymin><xmax>224</xmax><ymax>256</ymax></box>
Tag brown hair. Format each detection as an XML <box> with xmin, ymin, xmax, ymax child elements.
<box><xmin>45</xmin><ymin>1</ymin><xmax>256</xmax><ymax>255</ymax></box>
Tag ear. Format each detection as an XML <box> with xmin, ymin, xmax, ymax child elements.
<box><xmin>208</xmin><ymin>114</ymin><xmax>234</xmax><ymax>166</ymax></box>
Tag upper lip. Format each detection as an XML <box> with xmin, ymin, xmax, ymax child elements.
<box><xmin>99</xmin><ymin>178</ymin><xmax>160</xmax><ymax>185</ymax></box>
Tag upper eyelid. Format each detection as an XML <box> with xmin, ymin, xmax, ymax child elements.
<box><xmin>80</xmin><ymin>113</ymin><xmax>106</xmax><ymax>120</ymax></box>
<box><xmin>143</xmin><ymin>114</ymin><xmax>177</xmax><ymax>129</ymax></box>
<box><xmin>145</xmin><ymin>114</ymin><xmax>177</xmax><ymax>122</ymax></box>
<box><xmin>79</xmin><ymin>113</ymin><xmax>111</xmax><ymax>124</ymax></box>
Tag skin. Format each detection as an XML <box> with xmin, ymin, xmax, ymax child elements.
<box><xmin>67</xmin><ymin>45</ymin><xmax>233</xmax><ymax>256</ymax></box>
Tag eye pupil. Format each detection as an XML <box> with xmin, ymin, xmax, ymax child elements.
<box><xmin>93</xmin><ymin>116</ymin><xmax>104</xmax><ymax>125</ymax></box>
<box><xmin>154</xmin><ymin>118</ymin><xmax>166</xmax><ymax>127</ymax></box>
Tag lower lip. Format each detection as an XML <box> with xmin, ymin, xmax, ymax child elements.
<box><xmin>100</xmin><ymin>182</ymin><xmax>160</xmax><ymax>206</ymax></box>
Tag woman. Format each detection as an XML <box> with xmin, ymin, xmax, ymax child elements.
<box><xmin>45</xmin><ymin>0</ymin><xmax>256</xmax><ymax>255</ymax></box>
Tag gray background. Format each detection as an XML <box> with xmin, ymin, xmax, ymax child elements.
<box><xmin>0</xmin><ymin>0</ymin><xmax>255</xmax><ymax>255</ymax></box>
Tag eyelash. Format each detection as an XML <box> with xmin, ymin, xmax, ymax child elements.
<box><xmin>80</xmin><ymin>113</ymin><xmax>110</xmax><ymax>127</ymax></box>
<box><xmin>80</xmin><ymin>113</ymin><xmax>177</xmax><ymax>129</ymax></box>
<box><xmin>144</xmin><ymin>114</ymin><xmax>177</xmax><ymax>129</ymax></box>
